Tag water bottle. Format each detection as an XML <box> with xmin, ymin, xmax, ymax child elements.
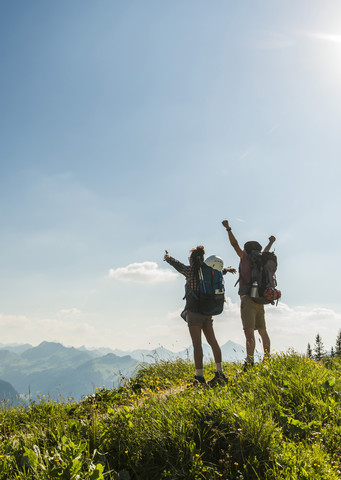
<box><xmin>250</xmin><ymin>281</ymin><xmax>258</xmax><ymax>298</ymax></box>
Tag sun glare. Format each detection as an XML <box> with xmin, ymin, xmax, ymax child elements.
<box><xmin>304</xmin><ymin>30</ymin><xmax>341</xmax><ymax>83</ymax></box>
<box><xmin>309</xmin><ymin>32</ymin><xmax>341</xmax><ymax>44</ymax></box>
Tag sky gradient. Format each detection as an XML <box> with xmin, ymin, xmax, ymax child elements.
<box><xmin>1</xmin><ymin>1</ymin><xmax>340</xmax><ymax>355</ymax></box>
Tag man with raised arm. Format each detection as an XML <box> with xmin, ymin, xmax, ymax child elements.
<box><xmin>222</xmin><ymin>220</ymin><xmax>276</xmax><ymax>370</ymax></box>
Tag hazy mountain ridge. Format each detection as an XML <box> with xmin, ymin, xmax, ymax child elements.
<box><xmin>0</xmin><ymin>342</ymin><xmax>140</xmax><ymax>402</ymax></box>
<box><xmin>0</xmin><ymin>379</ymin><xmax>20</xmax><ymax>405</ymax></box>
<box><xmin>109</xmin><ymin>340</ymin><xmax>247</xmax><ymax>363</ymax></box>
<box><xmin>0</xmin><ymin>340</ymin><xmax>246</xmax><ymax>402</ymax></box>
<box><xmin>0</xmin><ymin>343</ymin><xmax>32</xmax><ymax>355</ymax></box>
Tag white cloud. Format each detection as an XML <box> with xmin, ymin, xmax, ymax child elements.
<box><xmin>167</xmin><ymin>309</ymin><xmax>183</xmax><ymax>320</ymax></box>
<box><xmin>0</xmin><ymin>313</ymin><xmax>31</xmax><ymax>333</ymax></box>
<box><xmin>0</xmin><ymin>313</ymin><xmax>111</xmax><ymax>348</ymax></box>
<box><xmin>266</xmin><ymin>303</ymin><xmax>341</xmax><ymax>352</ymax></box>
<box><xmin>218</xmin><ymin>300</ymin><xmax>341</xmax><ymax>354</ymax></box>
<box><xmin>108</xmin><ymin>262</ymin><xmax>178</xmax><ymax>284</ymax></box>
<box><xmin>1</xmin><ymin>301</ymin><xmax>340</xmax><ymax>355</ymax></box>
<box><xmin>59</xmin><ymin>308</ymin><xmax>82</xmax><ymax>316</ymax></box>
<box><xmin>163</xmin><ymin>299</ymin><xmax>341</xmax><ymax>355</ymax></box>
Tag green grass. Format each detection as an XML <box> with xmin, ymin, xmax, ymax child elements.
<box><xmin>0</xmin><ymin>354</ymin><xmax>340</xmax><ymax>479</ymax></box>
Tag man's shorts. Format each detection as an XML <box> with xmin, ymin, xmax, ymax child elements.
<box><xmin>240</xmin><ymin>295</ymin><xmax>266</xmax><ymax>330</ymax></box>
<box><xmin>186</xmin><ymin>310</ymin><xmax>213</xmax><ymax>328</ymax></box>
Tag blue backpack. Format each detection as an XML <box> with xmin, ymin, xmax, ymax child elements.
<box><xmin>196</xmin><ymin>262</ymin><xmax>225</xmax><ymax>316</ymax></box>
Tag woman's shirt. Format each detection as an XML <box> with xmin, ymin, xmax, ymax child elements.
<box><xmin>165</xmin><ymin>256</ymin><xmax>201</xmax><ymax>312</ymax></box>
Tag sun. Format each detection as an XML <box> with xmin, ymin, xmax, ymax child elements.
<box><xmin>304</xmin><ymin>30</ymin><xmax>341</xmax><ymax>86</ymax></box>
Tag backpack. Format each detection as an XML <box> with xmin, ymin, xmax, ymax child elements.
<box><xmin>251</xmin><ymin>250</ymin><xmax>281</xmax><ymax>305</ymax></box>
<box><xmin>238</xmin><ymin>244</ymin><xmax>281</xmax><ymax>305</ymax></box>
<box><xmin>197</xmin><ymin>262</ymin><xmax>225</xmax><ymax>315</ymax></box>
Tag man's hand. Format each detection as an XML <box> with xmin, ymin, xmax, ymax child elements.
<box><xmin>164</xmin><ymin>250</ymin><xmax>170</xmax><ymax>261</ymax></box>
<box><xmin>268</xmin><ymin>236</ymin><xmax>276</xmax><ymax>244</ymax></box>
<box><xmin>222</xmin><ymin>220</ymin><xmax>242</xmax><ymax>257</ymax></box>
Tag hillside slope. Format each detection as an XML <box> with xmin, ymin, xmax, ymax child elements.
<box><xmin>0</xmin><ymin>354</ymin><xmax>340</xmax><ymax>479</ymax></box>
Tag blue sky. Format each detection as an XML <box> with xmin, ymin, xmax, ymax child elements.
<box><xmin>1</xmin><ymin>0</ymin><xmax>340</xmax><ymax>355</ymax></box>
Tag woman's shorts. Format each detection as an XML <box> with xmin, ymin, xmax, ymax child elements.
<box><xmin>240</xmin><ymin>295</ymin><xmax>266</xmax><ymax>330</ymax></box>
<box><xmin>186</xmin><ymin>310</ymin><xmax>213</xmax><ymax>328</ymax></box>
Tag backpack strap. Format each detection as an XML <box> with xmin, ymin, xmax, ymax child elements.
<box><xmin>198</xmin><ymin>266</ymin><xmax>207</xmax><ymax>294</ymax></box>
<box><xmin>183</xmin><ymin>284</ymin><xmax>199</xmax><ymax>301</ymax></box>
<box><xmin>183</xmin><ymin>263</ymin><xmax>212</xmax><ymax>300</ymax></box>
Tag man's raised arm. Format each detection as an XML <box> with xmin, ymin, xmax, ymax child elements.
<box><xmin>263</xmin><ymin>236</ymin><xmax>276</xmax><ymax>252</ymax></box>
<box><xmin>222</xmin><ymin>220</ymin><xmax>243</xmax><ymax>258</ymax></box>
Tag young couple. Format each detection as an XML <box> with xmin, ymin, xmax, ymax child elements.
<box><xmin>164</xmin><ymin>220</ymin><xmax>276</xmax><ymax>385</ymax></box>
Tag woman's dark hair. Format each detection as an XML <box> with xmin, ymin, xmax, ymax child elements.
<box><xmin>189</xmin><ymin>245</ymin><xmax>205</xmax><ymax>271</ymax></box>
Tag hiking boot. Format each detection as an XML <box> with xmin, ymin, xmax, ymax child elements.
<box><xmin>193</xmin><ymin>375</ymin><xmax>206</xmax><ymax>386</ymax></box>
<box><xmin>207</xmin><ymin>371</ymin><xmax>228</xmax><ymax>387</ymax></box>
<box><xmin>242</xmin><ymin>362</ymin><xmax>254</xmax><ymax>372</ymax></box>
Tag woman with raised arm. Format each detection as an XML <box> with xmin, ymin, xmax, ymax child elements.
<box><xmin>164</xmin><ymin>245</ymin><xmax>236</xmax><ymax>386</ymax></box>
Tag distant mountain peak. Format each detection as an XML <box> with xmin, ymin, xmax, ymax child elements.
<box><xmin>38</xmin><ymin>341</ymin><xmax>63</xmax><ymax>348</ymax></box>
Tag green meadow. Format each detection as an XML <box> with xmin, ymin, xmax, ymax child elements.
<box><xmin>0</xmin><ymin>353</ymin><xmax>340</xmax><ymax>479</ymax></box>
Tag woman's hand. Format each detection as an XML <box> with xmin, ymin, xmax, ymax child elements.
<box><xmin>223</xmin><ymin>266</ymin><xmax>237</xmax><ymax>274</ymax></box>
<box><xmin>164</xmin><ymin>250</ymin><xmax>170</xmax><ymax>261</ymax></box>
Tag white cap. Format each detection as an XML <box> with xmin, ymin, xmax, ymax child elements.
<box><xmin>204</xmin><ymin>255</ymin><xmax>224</xmax><ymax>271</ymax></box>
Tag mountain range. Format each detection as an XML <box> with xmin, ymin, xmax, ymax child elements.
<box><xmin>0</xmin><ymin>340</ymin><xmax>248</xmax><ymax>403</ymax></box>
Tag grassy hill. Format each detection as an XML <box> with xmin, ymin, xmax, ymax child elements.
<box><xmin>0</xmin><ymin>353</ymin><xmax>340</xmax><ymax>479</ymax></box>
